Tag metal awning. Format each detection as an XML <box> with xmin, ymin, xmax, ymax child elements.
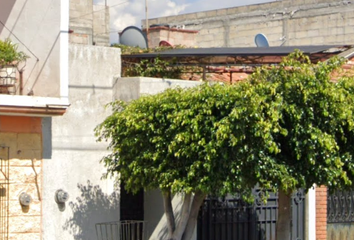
<box><xmin>122</xmin><ymin>45</ymin><xmax>354</xmax><ymax>66</ymax></box>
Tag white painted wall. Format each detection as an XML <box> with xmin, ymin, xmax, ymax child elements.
<box><xmin>42</xmin><ymin>44</ymin><xmax>121</xmax><ymax>240</ymax></box>
<box><xmin>0</xmin><ymin>0</ymin><xmax>67</xmax><ymax>97</ymax></box>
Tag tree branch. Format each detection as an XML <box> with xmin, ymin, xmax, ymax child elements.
<box><xmin>182</xmin><ymin>191</ymin><xmax>207</xmax><ymax>240</ymax></box>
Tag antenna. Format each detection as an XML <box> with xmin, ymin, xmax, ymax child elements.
<box><xmin>255</xmin><ymin>33</ymin><xmax>269</xmax><ymax>47</ymax></box>
<box><xmin>119</xmin><ymin>26</ymin><xmax>148</xmax><ymax>49</ymax></box>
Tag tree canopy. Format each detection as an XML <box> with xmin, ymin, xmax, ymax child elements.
<box><xmin>96</xmin><ymin>51</ymin><xmax>354</xmax><ymax>240</ymax></box>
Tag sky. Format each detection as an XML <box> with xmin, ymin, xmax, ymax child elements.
<box><xmin>93</xmin><ymin>0</ymin><xmax>273</xmax><ymax>43</ymax></box>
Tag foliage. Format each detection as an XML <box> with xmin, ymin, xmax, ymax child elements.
<box><xmin>245</xmin><ymin>51</ymin><xmax>354</xmax><ymax>193</ymax></box>
<box><xmin>0</xmin><ymin>39</ymin><xmax>29</xmax><ymax>66</ymax></box>
<box><xmin>124</xmin><ymin>57</ymin><xmax>183</xmax><ymax>79</ymax></box>
<box><xmin>111</xmin><ymin>43</ymin><xmax>185</xmax><ymax>55</ymax></box>
<box><xmin>114</xmin><ymin>44</ymin><xmax>190</xmax><ymax>79</ymax></box>
<box><xmin>96</xmin><ymin>50</ymin><xmax>354</xmax><ymax>196</ymax></box>
<box><xmin>96</xmin><ymin>83</ymin><xmax>256</xmax><ymax>197</ymax></box>
<box><xmin>96</xmin><ymin>51</ymin><xmax>354</xmax><ymax>239</ymax></box>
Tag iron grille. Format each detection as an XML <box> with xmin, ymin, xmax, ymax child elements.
<box><xmin>327</xmin><ymin>189</ymin><xmax>354</xmax><ymax>223</ymax></box>
<box><xmin>0</xmin><ymin>147</ymin><xmax>9</xmax><ymax>240</ymax></box>
<box><xmin>95</xmin><ymin>220</ymin><xmax>145</xmax><ymax>240</ymax></box>
<box><xmin>197</xmin><ymin>189</ymin><xmax>305</xmax><ymax>240</ymax></box>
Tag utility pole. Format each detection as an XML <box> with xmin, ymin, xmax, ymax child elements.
<box><xmin>145</xmin><ymin>0</ymin><xmax>149</xmax><ymax>46</ymax></box>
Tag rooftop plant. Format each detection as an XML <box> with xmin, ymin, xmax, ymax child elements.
<box><xmin>0</xmin><ymin>39</ymin><xmax>29</xmax><ymax>66</ymax></box>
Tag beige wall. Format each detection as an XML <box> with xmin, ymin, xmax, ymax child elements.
<box><xmin>147</xmin><ymin>27</ymin><xmax>198</xmax><ymax>48</ymax></box>
<box><xmin>0</xmin><ymin>116</ymin><xmax>42</xmax><ymax>240</ymax></box>
<box><xmin>0</xmin><ymin>0</ymin><xmax>62</xmax><ymax>97</ymax></box>
<box><xmin>147</xmin><ymin>0</ymin><xmax>354</xmax><ymax>47</ymax></box>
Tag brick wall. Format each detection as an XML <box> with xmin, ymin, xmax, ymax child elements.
<box><xmin>316</xmin><ymin>186</ymin><xmax>327</xmax><ymax>240</ymax></box>
<box><xmin>0</xmin><ymin>116</ymin><xmax>42</xmax><ymax>240</ymax></box>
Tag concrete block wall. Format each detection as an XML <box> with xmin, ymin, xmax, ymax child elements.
<box><xmin>147</xmin><ymin>0</ymin><xmax>354</xmax><ymax>47</ymax></box>
<box><xmin>93</xmin><ymin>5</ymin><xmax>110</xmax><ymax>46</ymax></box>
<box><xmin>70</xmin><ymin>0</ymin><xmax>93</xmax><ymax>45</ymax></box>
<box><xmin>70</xmin><ymin>0</ymin><xmax>110</xmax><ymax>46</ymax></box>
<box><xmin>147</xmin><ymin>27</ymin><xmax>198</xmax><ymax>48</ymax></box>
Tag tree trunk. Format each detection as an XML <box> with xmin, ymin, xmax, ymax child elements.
<box><xmin>162</xmin><ymin>191</ymin><xmax>206</xmax><ymax>240</ymax></box>
<box><xmin>276</xmin><ymin>189</ymin><xmax>292</xmax><ymax>240</ymax></box>
<box><xmin>162</xmin><ymin>191</ymin><xmax>176</xmax><ymax>240</ymax></box>
<box><xmin>172</xmin><ymin>193</ymin><xmax>192</xmax><ymax>240</ymax></box>
<box><xmin>182</xmin><ymin>191</ymin><xmax>206</xmax><ymax>240</ymax></box>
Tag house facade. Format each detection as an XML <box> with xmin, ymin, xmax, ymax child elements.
<box><xmin>0</xmin><ymin>1</ymin><xmax>121</xmax><ymax>239</ymax></box>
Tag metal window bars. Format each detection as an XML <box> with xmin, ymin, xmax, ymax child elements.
<box><xmin>0</xmin><ymin>146</ymin><xmax>9</xmax><ymax>240</ymax></box>
<box><xmin>0</xmin><ymin>66</ymin><xmax>17</xmax><ymax>94</ymax></box>
<box><xmin>95</xmin><ymin>220</ymin><xmax>145</xmax><ymax>240</ymax></box>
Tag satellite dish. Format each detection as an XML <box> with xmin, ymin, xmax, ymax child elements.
<box><xmin>119</xmin><ymin>26</ymin><xmax>148</xmax><ymax>49</ymax></box>
<box><xmin>159</xmin><ymin>40</ymin><xmax>173</xmax><ymax>47</ymax></box>
<box><xmin>255</xmin><ymin>33</ymin><xmax>269</xmax><ymax>47</ymax></box>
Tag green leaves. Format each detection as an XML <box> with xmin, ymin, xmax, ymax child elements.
<box><xmin>96</xmin><ymin>51</ymin><xmax>354</xmax><ymax>198</ymax></box>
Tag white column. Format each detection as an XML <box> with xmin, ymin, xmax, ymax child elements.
<box><xmin>306</xmin><ymin>185</ymin><xmax>316</xmax><ymax>240</ymax></box>
<box><xmin>60</xmin><ymin>0</ymin><xmax>69</xmax><ymax>102</ymax></box>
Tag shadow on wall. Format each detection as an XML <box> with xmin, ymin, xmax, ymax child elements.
<box><xmin>63</xmin><ymin>180</ymin><xmax>120</xmax><ymax>240</ymax></box>
<box><xmin>0</xmin><ymin>1</ymin><xmax>16</xmax><ymax>35</ymax></box>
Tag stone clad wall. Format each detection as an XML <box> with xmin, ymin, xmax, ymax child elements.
<box><xmin>147</xmin><ymin>0</ymin><xmax>354</xmax><ymax>47</ymax></box>
<box><xmin>0</xmin><ymin>116</ymin><xmax>42</xmax><ymax>240</ymax></box>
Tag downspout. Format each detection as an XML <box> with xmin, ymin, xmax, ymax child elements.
<box><xmin>19</xmin><ymin>70</ymin><xmax>23</xmax><ymax>95</ymax></box>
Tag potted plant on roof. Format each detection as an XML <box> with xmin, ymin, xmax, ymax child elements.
<box><xmin>0</xmin><ymin>39</ymin><xmax>29</xmax><ymax>91</ymax></box>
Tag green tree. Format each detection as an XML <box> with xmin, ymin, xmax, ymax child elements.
<box><xmin>95</xmin><ymin>81</ymin><xmax>270</xmax><ymax>240</ymax></box>
<box><xmin>244</xmin><ymin>51</ymin><xmax>354</xmax><ymax>239</ymax></box>
<box><xmin>96</xmin><ymin>52</ymin><xmax>354</xmax><ymax>240</ymax></box>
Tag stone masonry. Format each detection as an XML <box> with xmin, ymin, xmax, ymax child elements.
<box><xmin>0</xmin><ymin>116</ymin><xmax>42</xmax><ymax>240</ymax></box>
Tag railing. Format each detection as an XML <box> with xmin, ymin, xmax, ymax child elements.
<box><xmin>327</xmin><ymin>189</ymin><xmax>354</xmax><ymax>223</ymax></box>
<box><xmin>0</xmin><ymin>66</ymin><xmax>17</xmax><ymax>95</ymax></box>
<box><xmin>0</xmin><ymin>147</ymin><xmax>9</xmax><ymax>240</ymax></box>
<box><xmin>198</xmin><ymin>189</ymin><xmax>305</xmax><ymax>240</ymax></box>
<box><xmin>95</xmin><ymin>220</ymin><xmax>145</xmax><ymax>240</ymax></box>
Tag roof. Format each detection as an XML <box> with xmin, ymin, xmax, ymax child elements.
<box><xmin>122</xmin><ymin>45</ymin><xmax>354</xmax><ymax>66</ymax></box>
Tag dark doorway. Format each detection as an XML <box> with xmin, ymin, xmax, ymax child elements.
<box><xmin>120</xmin><ymin>183</ymin><xmax>144</xmax><ymax>221</ymax></box>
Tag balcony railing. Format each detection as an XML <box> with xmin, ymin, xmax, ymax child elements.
<box><xmin>95</xmin><ymin>220</ymin><xmax>146</xmax><ymax>240</ymax></box>
<box><xmin>0</xmin><ymin>66</ymin><xmax>18</xmax><ymax>95</ymax></box>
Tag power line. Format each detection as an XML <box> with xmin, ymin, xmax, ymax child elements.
<box><xmin>0</xmin><ymin>21</ymin><xmax>39</xmax><ymax>61</ymax></box>
<box><xmin>70</xmin><ymin>0</ymin><xmax>130</xmax><ymax>20</ymax></box>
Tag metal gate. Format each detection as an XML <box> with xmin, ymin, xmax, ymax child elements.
<box><xmin>0</xmin><ymin>147</ymin><xmax>9</xmax><ymax>240</ymax></box>
<box><xmin>197</xmin><ymin>189</ymin><xmax>305</xmax><ymax>240</ymax></box>
<box><xmin>327</xmin><ymin>189</ymin><xmax>354</xmax><ymax>240</ymax></box>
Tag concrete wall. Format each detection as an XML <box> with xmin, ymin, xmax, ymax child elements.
<box><xmin>93</xmin><ymin>5</ymin><xmax>110</xmax><ymax>46</ymax></box>
<box><xmin>114</xmin><ymin>77</ymin><xmax>201</xmax><ymax>240</ymax></box>
<box><xmin>147</xmin><ymin>0</ymin><xmax>354</xmax><ymax>47</ymax></box>
<box><xmin>70</xmin><ymin>0</ymin><xmax>110</xmax><ymax>46</ymax></box>
<box><xmin>147</xmin><ymin>27</ymin><xmax>198</xmax><ymax>48</ymax></box>
<box><xmin>0</xmin><ymin>0</ymin><xmax>64</xmax><ymax>97</ymax></box>
<box><xmin>42</xmin><ymin>44</ymin><xmax>121</xmax><ymax>240</ymax></box>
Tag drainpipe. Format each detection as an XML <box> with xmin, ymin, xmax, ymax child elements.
<box><xmin>19</xmin><ymin>70</ymin><xmax>23</xmax><ymax>95</ymax></box>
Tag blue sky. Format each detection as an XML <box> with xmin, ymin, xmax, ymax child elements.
<box><xmin>93</xmin><ymin>0</ymin><xmax>273</xmax><ymax>43</ymax></box>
